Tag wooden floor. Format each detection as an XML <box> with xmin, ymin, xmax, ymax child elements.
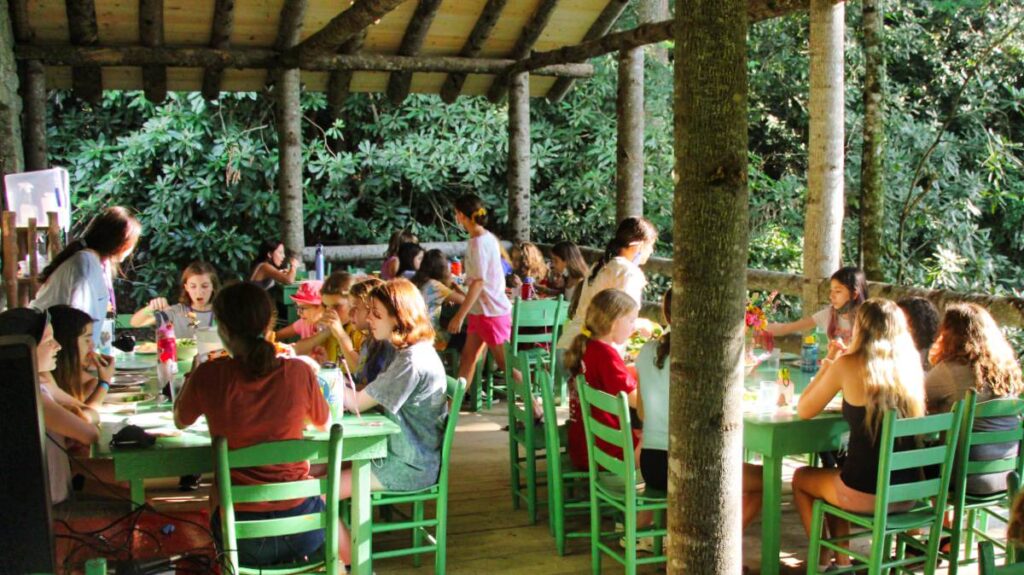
<box><xmin>374</xmin><ymin>402</ymin><xmax>992</xmax><ymax>574</ymax></box>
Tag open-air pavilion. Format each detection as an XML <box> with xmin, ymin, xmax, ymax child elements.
<box><xmin>1</xmin><ymin>0</ymin><xmax>1024</xmax><ymax>574</ymax></box>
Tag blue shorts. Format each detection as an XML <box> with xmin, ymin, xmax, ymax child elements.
<box><xmin>212</xmin><ymin>496</ymin><xmax>326</xmax><ymax>567</ymax></box>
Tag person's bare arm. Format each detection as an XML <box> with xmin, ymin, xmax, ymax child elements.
<box><xmin>42</xmin><ymin>394</ymin><xmax>99</xmax><ymax>445</ymax></box>
<box><xmin>765</xmin><ymin>316</ymin><xmax>816</xmax><ymax>337</ymax></box>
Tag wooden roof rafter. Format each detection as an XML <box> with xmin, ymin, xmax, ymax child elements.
<box><xmin>286</xmin><ymin>0</ymin><xmax>408</xmax><ymax>61</ymax></box>
<box><xmin>545</xmin><ymin>0</ymin><xmax>629</xmax><ymax>103</ymax></box>
<box><xmin>201</xmin><ymin>0</ymin><xmax>235</xmax><ymax>101</ymax></box>
<box><xmin>386</xmin><ymin>0</ymin><xmax>443</xmax><ymax>105</ymax></box>
<box><xmin>326</xmin><ymin>31</ymin><xmax>367</xmax><ymax>121</ymax></box>
<box><xmin>64</xmin><ymin>0</ymin><xmax>102</xmax><ymax>103</ymax></box>
<box><xmin>486</xmin><ymin>0</ymin><xmax>560</xmax><ymax>103</ymax></box>
<box><xmin>439</xmin><ymin>0</ymin><xmax>508</xmax><ymax>104</ymax></box>
<box><xmin>139</xmin><ymin>0</ymin><xmax>166</xmax><ymax>103</ymax></box>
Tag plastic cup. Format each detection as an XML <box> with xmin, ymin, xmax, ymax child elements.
<box><xmin>758</xmin><ymin>380</ymin><xmax>776</xmax><ymax>412</ymax></box>
<box><xmin>765</xmin><ymin>348</ymin><xmax>781</xmax><ymax>371</ymax></box>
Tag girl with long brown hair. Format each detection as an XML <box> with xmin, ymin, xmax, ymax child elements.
<box><xmin>129</xmin><ymin>261</ymin><xmax>220</xmax><ymax>338</ymax></box>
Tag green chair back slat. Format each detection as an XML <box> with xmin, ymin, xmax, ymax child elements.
<box><xmin>889</xmin><ymin>445</ymin><xmax>949</xmax><ymax>470</ymax></box>
<box><xmin>975</xmin><ymin>398</ymin><xmax>1024</xmax><ymax>419</ymax></box>
<box><xmin>232</xmin><ymin>478</ymin><xmax>328</xmax><ymax>504</ymax></box>
<box><xmin>891</xmin><ymin>410</ymin><xmax>959</xmax><ymax>436</ymax></box>
<box><xmin>226</xmin><ymin>439</ymin><xmax>327</xmax><ymax>468</ymax></box>
<box><xmin>234</xmin><ymin>514</ymin><xmax>327</xmax><ymax>540</ymax></box>
<box><xmin>888</xmin><ymin>479</ymin><xmax>943</xmax><ymax>502</ymax></box>
<box><xmin>971</xmin><ymin>429</ymin><xmax>1024</xmax><ymax>446</ymax></box>
<box><xmin>589</xmin><ymin>417</ymin><xmax>626</xmax><ymax>448</ymax></box>
<box><xmin>593</xmin><ymin>449</ymin><xmax>628</xmax><ymax>478</ymax></box>
<box><xmin>577</xmin><ymin>379</ymin><xmax>636</xmax><ymax>482</ymax></box>
<box><xmin>215</xmin><ymin>424</ymin><xmax>343</xmax><ymax>575</ymax></box>
<box><xmin>966</xmin><ymin>458</ymin><xmax>1019</xmax><ymax>475</ymax></box>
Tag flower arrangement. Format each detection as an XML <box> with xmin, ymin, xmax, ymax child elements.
<box><xmin>745</xmin><ymin>291</ymin><xmax>779</xmax><ymax>356</ymax></box>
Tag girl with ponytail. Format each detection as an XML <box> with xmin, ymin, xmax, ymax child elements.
<box><xmin>175</xmin><ymin>282</ymin><xmax>333</xmax><ymax>568</ymax></box>
<box><xmin>564</xmin><ymin>289</ymin><xmax>640</xmax><ymax>471</ymax></box>
<box><xmin>32</xmin><ymin>206</ymin><xmax>142</xmax><ymax>347</ymax></box>
<box><xmin>556</xmin><ymin>217</ymin><xmax>657</xmax><ymax>349</ymax></box>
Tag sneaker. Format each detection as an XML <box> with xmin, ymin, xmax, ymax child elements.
<box><xmin>618</xmin><ymin>534</ymin><xmax>656</xmax><ymax>554</ymax></box>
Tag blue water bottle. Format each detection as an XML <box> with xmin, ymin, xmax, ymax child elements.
<box><xmin>314</xmin><ymin>243</ymin><xmax>325</xmax><ymax>281</ymax></box>
<box><xmin>801</xmin><ymin>335</ymin><xmax>819</xmax><ymax>373</ymax></box>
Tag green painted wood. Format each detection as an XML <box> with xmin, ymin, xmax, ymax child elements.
<box><xmin>505</xmin><ymin>347</ymin><xmax>543</xmax><ymax>523</ymax></box>
<box><xmin>809</xmin><ymin>402</ymin><xmax>965</xmax><ymax>575</ymax></box>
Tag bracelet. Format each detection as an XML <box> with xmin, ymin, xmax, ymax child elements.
<box><xmin>98</xmin><ymin>380</ymin><xmax>110</xmax><ymax>391</ymax></box>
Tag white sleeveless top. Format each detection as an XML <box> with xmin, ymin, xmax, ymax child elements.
<box><xmin>39</xmin><ymin>385</ymin><xmax>72</xmax><ymax>505</ymax></box>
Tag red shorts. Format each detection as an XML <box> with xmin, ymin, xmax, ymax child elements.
<box><xmin>467</xmin><ymin>313</ymin><xmax>512</xmax><ymax>346</ymax></box>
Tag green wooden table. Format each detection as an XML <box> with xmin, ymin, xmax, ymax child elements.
<box><xmin>743</xmin><ymin>362</ymin><xmax>849</xmax><ymax>575</ymax></box>
<box><xmin>94</xmin><ymin>405</ymin><xmax>398</xmax><ymax>575</ymax></box>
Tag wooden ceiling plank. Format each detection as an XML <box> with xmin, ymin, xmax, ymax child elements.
<box><xmin>545</xmin><ymin>0</ymin><xmax>628</xmax><ymax>103</ymax></box>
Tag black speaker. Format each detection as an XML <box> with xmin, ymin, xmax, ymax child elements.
<box><xmin>0</xmin><ymin>335</ymin><xmax>55</xmax><ymax>574</ymax></box>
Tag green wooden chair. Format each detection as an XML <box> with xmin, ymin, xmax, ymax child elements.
<box><xmin>491</xmin><ymin>296</ymin><xmax>566</xmax><ymax>409</ymax></box>
<box><xmin>938</xmin><ymin>394</ymin><xmax>1024</xmax><ymax>573</ymax></box>
<box><xmin>577</xmin><ymin>381</ymin><xmax>666</xmax><ymax>575</ymax></box>
<box><xmin>538</xmin><ymin>370</ymin><xmax>590</xmax><ymax>555</ymax></box>
<box><xmin>807</xmin><ymin>401</ymin><xmax>965</xmax><ymax>575</ymax></box>
<box><xmin>980</xmin><ymin>541</ymin><xmax>1024</xmax><ymax>575</ymax></box>
<box><xmin>215</xmin><ymin>423</ymin><xmax>343</xmax><ymax>575</ymax></box>
<box><xmin>505</xmin><ymin>344</ymin><xmax>547</xmax><ymax>524</ymax></box>
<box><xmin>366</xmin><ymin>376</ymin><xmax>466</xmax><ymax>574</ymax></box>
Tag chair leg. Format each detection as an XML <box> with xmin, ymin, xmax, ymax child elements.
<box><xmin>435</xmin><ymin>492</ymin><xmax>448</xmax><ymax>575</ymax></box>
<box><xmin>553</xmin><ymin>479</ymin><xmax>566</xmax><ymax>556</ymax></box>
<box><xmin>526</xmin><ymin>446</ymin><xmax>538</xmax><ymax>524</ymax></box>
<box><xmin>963</xmin><ymin>508</ymin><xmax>977</xmax><ymax>562</ymax></box>
<box><xmin>412</xmin><ymin>501</ymin><xmax>424</xmax><ymax>568</ymax></box>
<box><xmin>879</xmin><ymin>533</ymin><xmax>892</xmax><ymax>575</ymax></box>
<box><xmin>653</xmin><ymin>508</ymin><xmax>665</xmax><ymax>557</ymax></box>
<box><xmin>947</xmin><ymin>505</ymin><xmax>964</xmax><ymax>575</ymax></box>
<box><xmin>509</xmin><ymin>440</ymin><xmax>521</xmax><ymax>510</ymax></box>
<box><xmin>624</xmin><ymin>508</ymin><xmax>637</xmax><ymax>575</ymax></box>
<box><xmin>807</xmin><ymin>501</ymin><xmax>824</xmax><ymax>572</ymax></box>
<box><xmin>590</xmin><ymin>496</ymin><xmax>602</xmax><ymax>575</ymax></box>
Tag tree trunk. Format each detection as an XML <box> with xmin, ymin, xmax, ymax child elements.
<box><xmin>0</xmin><ymin>0</ymin><xmax>25</xmax><ymax>184</ymax></box>
<box><xmin>19</xmin><ymin>59</ymin><xmax>46</xmax><ymax>171</ymax></box>
<box><xmin>507</xmin><ymin>72</ymin><xmax>530</xmax><ymax>242</ymax></box>
<box><xmin>637</xmin><ymin>0</ymin><xmax>669</xmax><ymax>63</ymax></box>
<box><xmin>275</xmin><ymin>69</ymin><xmax>304</xmax><ymax>258</ymax></box>
<box><xmin>859</xmin><ymin>0</ymin><xmax>885</xmax><ymax>280</ymax></box>
<box><xmin>802</xmin><ymin>0</ymin><xmax>845</xmax><ymax>316</ymax></box>
<box><xmin>616</xmin><ymin>47</ymin><xmax>644</xmax><ymax>221</ymax></box>
<box><xmin>669</xmin><ymin>0</ymin><xmax>749</xmax><ymax>572</ymax></box>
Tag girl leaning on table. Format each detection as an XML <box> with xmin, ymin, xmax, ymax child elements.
<box><xmin>334</xmin><ymin>279</ymin><xmax>449</xmax><ymax>565</ymax></box>
<box><xmin>766</xmin><ymin>266</ymin><xmax>868</xmax><ymax>343</ymax></box>
<box><xmin>291</xmin><ymin>271</ymin><xmax>359</xmax><ymax>364</ymax></box>
<box><xmin>31</xmin><ymin>206</ymin><xmax>142</xmax><ymax>348</ymax></box>
<box><xmin>0</xmin><ymin>308</ymin><xmax>100</xmax><ymax>506</ymax></box>
<box><xmin>48</xmin><ymin>304</ymin><xmax>116</xmax><ymax>409</ymax></box>
<box><xmin>792</xmin><ymin>298</ymin><xmax>926</xmax><ymax>570</ymax></box>
<box><xmin>128</xmin><ymin>261</ymin><xmax>219</xmax><ymax>339</ymax></box>
<box><xmin>174</xmin><ymin>281</ymin><xmax>334</xmax><ymax>568</ymax></box>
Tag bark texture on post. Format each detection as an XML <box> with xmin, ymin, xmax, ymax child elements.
<box><xmin>616</xmin><ymin>47</ymin><xmax>644</xmax><ymax>220</ymax></box>
<box><xmin>139</xmin><ymin>0</ymin><xmax>167</xmax><ymax>104</ymax></box>
<box><xmin>802</xmin><ymin>0</ymin><xmax>845</xmax><ymax>316</ymax></box>
<box><xmin>637</xmin><ymin>0</ymin><xmax>669</xmax><ymax>63</ymax></box>
<box><xmin>669</xmin><ymin>0</ymin><xmax>748</xmax><ymax>572</ymax></box>
<box><xmin>65</xmin><ymin>0</ymin><xmax>102</xmax><ymax>103</ymax></box>
<box><xmin>0</xmin><ymin>0</ymin><xmax>25</xmax><ymax>182</ymax></box>
<box><xmin>439</xmin><ymin>0</ymin><xmax>508</xmax><ymax>104</ymax></box>
<box><xmin>201</xmin><ymin>0</ymin><xmax>235</xmax><ymax>101</ymax></box>
<box><xmin>276</xmin><ymin>69</ymin><xmax>304</xmax><ymax>258</ymax></box>
<box><xmin>507</xmin><ymin>72</ymin><xmax>530</xmax><ymax>242</ymax></box>
<box><xmin>20</xmin><ymin>59</ymin><xmax>46</xmax><ymax>171</ymax></box>
<box><xmin>859</xmin><ymin>0</ymin><xmax>885</xmax><ymax>280</ymax></box>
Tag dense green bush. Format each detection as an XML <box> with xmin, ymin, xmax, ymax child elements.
<box><xmin>45</xmin><ymin>1</ymin><xmax>1023</xmax><ymax>320</ymax></box>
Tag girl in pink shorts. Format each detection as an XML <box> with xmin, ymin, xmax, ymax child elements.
<box><xmin>447</xmin><ymin>194</ymin><xmax>514</xmax><ymax>390</ymax></box>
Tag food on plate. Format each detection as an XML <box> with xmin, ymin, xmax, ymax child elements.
<box><xmin>135</xmin><ymin>341</ymin><xmax>158</xmax><ymax>354</ymax></box>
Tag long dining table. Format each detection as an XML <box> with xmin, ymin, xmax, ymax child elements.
<box><xmin>94</xmin><ymin>397</ymin><xmax>398</xmax><ymax>575</ymax></box>
<box><xmin>743</xmin><ymin>360</ymin><xmax>849</xmax><ymax>575</ymax></box>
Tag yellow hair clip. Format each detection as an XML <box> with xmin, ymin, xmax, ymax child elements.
<box><xmin>580</xmin><ymin>327</ymin><xmax>592</xmax><ymax>338</ymax></box>
<box><xmin>474</xmin><ymin>207</ymin><xmax>487</xmax><ymax>217</ymax></box>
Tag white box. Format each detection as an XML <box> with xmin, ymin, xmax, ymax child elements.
<box><xmin>4</xmin><ymin>168</ymin><xmax>71</xmax><ymax>231</ymax></box>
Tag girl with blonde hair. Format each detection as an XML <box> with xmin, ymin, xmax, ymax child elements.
<box><xmin>564</xmin><ymin>288</ymin><xmax>641</xmax><ymax>471</ymax></box>
<box><xmin>792</xmin><ymin>298</ymin><xmax>926</xmax><ymax>570</ymax></box>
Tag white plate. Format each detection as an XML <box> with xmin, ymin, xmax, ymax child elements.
<box><xmin>111</xmin><ymin>373</ymin><xmax>149</xmax><ymax>386</ymax></box>
<box><xmin>106</xmin><ymin>392</ymin><xmax>157</xmax><ymax>404</ymax></box>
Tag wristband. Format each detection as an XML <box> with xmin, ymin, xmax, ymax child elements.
<box><xmin>98</xmin><ymin>380</ymin><xmax>111</xmax><ymax>391</ymax></box>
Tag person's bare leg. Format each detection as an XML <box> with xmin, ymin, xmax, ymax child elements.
<box><xmin>792</xmin><ymin>466</ymin><xmax>845</xmax><ymax>565</ymax></box>
<box><xmin>457</xmin><ymin>332</ymin><xmax>487</xmax><ymax>385</ymax></box>
<box><xmin>337</xmin><ymin>468</ymin><xmax>354</xmax><ymax>565</ymax></box>
<box><xmin>742</xmin><ymin>463</ymin><xmax>763</xmax><ymax>530</ymax></box>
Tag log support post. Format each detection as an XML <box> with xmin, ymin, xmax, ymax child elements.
<box><xmin>507</xmin><ymin>72</ymin><xmax>530</xmax><ymax>242</ymax></box>
<box><xmin>20</xmin><ymin>59</ymin><xmax>45</xmax><ymax>171</ymax></box>
<box><xmin>802</xmin><ymin>0</ymin><xmax>845</xmax><ymax>315</ymax></box>
<box><xmin>616</xmin><ymin>47</ymin><xmax>644</xmax><ymax>220</ymax></box>
<box><xmin>0</xmin><ymin>0</ymin><xmax>24</xmax><ymax>183</ymax></box>
<box><xmin>276</xmin><ymin>69</ymin><xmax>304</xmax><ymax>259</ymax></box>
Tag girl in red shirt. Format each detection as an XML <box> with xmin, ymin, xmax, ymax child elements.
<box><xmin>564</xmin><ymin>288</ymin><xmax>640</xmax><ymax>471</ymax></box>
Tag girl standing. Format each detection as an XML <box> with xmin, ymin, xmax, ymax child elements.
<box><xmin>31</xmin><ymin>206</ymin><xmax>142</xmax><ymax>347</ymax></box>
<box><xmin>557</xmin><ymin>217</ymin><xmax>657</xmax><ymax>349</ymax></box>
<box><xmin>447</xmin><ymin>195</ymin><xmax>514</xmax><ymax>389</ymax></box>
<box><xmin>129</xmin><ymin>261</ymin><xmax>219</xmax><ymax>339</ymax></box>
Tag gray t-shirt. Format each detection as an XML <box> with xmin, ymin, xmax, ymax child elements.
<box><xmin>162</xmin><ymin>303</ymin><xmax>214</xmax><ymax>340</ymax></box>
<box><xmin>926</xmin><ymin>360</ymin><xmax>1020</xmax><ymax>495</ymax></box>
<box><xmin>365</xmin><ymin>341</ymin><xmax>449</xmax><ymax>491</ymax></box>
<box><xmin>31</xmin><ymin>250</ymin><xmax>110</xmax><ymax>347</ymax></box>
